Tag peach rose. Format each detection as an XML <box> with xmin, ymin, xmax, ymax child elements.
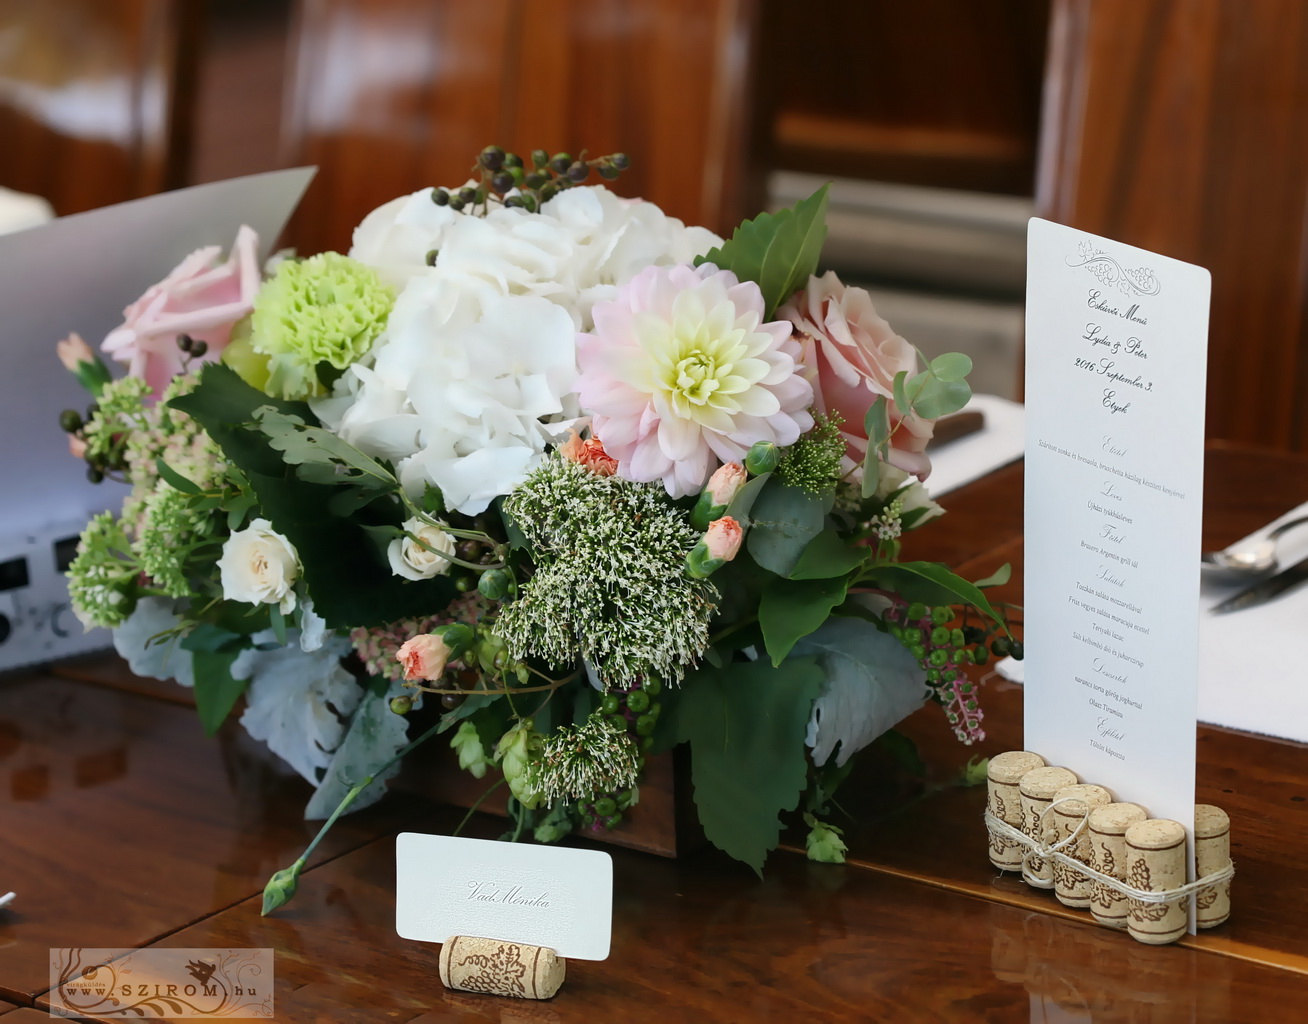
<box><xmin>396</xmin><ymin>633</ymin><xmax>451</xmax><ymax>682</ymax></box>
<box><xmin>779</xmin><ymin>271</ymin><xmax>934</xmax><ymax>480</ymax></box>
<box><xmin>101</xmin><ymin>225</ymin><xmax>261</xmax><ymax>397</ymax></box>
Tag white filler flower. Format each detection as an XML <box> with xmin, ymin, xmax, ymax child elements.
<box><xmin>217</xmin><ymin>518</ymin><xmax>300</xmax><ymax>613</ymax></box>
<box><xmin>388</xmin><ymin>517</ymin><xmax>457</xmax><ymax>580</ymax></box>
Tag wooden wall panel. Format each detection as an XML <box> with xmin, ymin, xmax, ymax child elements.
<box><xmin>1037</xmin><ymin>0</ymin><xmax>1308</xmax><ymax>450</ymax></box>
<box><xmin>280</xmin><ymin>0</ymin><xmax>759</xmax><ymax>256</ymax></box>
<box><xmin>0</xmin><ymin>0</ymin><xmax>197</xmax><ymax>214</ymax></box>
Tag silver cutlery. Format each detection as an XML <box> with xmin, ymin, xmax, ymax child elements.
<box><xmin>1209</xmin><ymin>552</ymin><xmax>1308</xmax><ymax>614</ymax></box>
<box><xmin>1201</xmin><ymin>514</ymin><xmax>1308</xmax><ymax>578</ymax></box>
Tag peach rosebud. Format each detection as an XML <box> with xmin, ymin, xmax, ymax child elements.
<box><xmin>704</xmin><ymin>516</ymin><xmax>743</xmax><ymax>562</ymax></box>
<box><xmin>397</xmin><ymin>633</ymin><xmax>451</xmax><ymax>682</ymax></box>
<box><xmin>68</xmin><ymin>435</ymin><xmax>87</xmax><ymax>460</ymax></box>
<box><xmin>706</xmin><ymin>462</ymin><xmax>746</xmax><ymax>506</ymax></box>
<box><xmin>559</xmin><ymin>430</ymin><xmax>619</xmax><ymax>476</ymax></box>
<box><xmin>56</xmin><ymin>333</ymin><xmax>94</xmax><ymax>372</ymax></box>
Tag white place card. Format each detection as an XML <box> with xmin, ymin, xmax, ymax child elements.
<box><xmin>1024</xmin><ymin>219</ymin><xmax>1210</xmax><ymax>870</ymax></box>
<box><xmin>395</xmin><ymin>833</ymin><xmax>613</xmax><ymax>960</ymax></box>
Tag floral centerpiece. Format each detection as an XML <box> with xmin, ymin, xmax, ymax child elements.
<box><xmin>57</xmin><ymin>147</ymin><xmax>1016</xmax><ymax>912</ymax></box>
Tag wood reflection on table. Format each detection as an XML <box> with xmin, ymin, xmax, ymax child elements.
<box><xmin>0</xmin><ymin>444</ymin><xmax>1305</xmax><ymax>1021</ymax></box>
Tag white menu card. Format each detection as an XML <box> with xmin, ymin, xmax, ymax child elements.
<box><xmin>1024</xmin><ymin>219</ymin><xmax>1209</xmax><ymax>864</ymax></box>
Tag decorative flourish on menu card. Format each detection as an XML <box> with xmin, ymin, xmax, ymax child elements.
<box><xmin>1024</xmin><ymin>219</ymin><xmax>1210</xmax><ymax>920</ymax></box>
<box><xmin>1066</xmin><ymin>240</ymin><xmax>1162</xmax><ymax>296</ymax></box>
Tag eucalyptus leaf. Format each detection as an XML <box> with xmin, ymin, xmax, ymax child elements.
<box><xmin>746</xmin><ymin>481</ymin><xmax>833</xmax><ymax>576</ymax></box>
<box><xmin>892</xmin><ymin>371</ymin><xmax>911</xmax><ymax>417</ymax></box>
<box><xmin>724</xmin><ymin>472</ymin><xmax>771</xmax><ymax>526</ymax></box>
<box><xmin>929</xmin><ymin>351</ymin><xmax>973</xmax><ymax>382</ymax></box>
<box><xmin>911</xmin><ymin>377</ymin><xmax>971</xmax><ymax>420</ymax></box>
<box><xmin>673</xmin><ymin>657</ymin><xmax>825</xmax><ymax>875</ymax></box>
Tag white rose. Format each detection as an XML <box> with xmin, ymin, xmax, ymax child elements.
<box><xmin>218</xmin><ymin>519</ymin><xmax>300</xmax><ymax>613</ymax></box>
<box><xmin>388</xmin><ymin>516</ymin><xmax>457</xmax><ymax>580</ymax></box>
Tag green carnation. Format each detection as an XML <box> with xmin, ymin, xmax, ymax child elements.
<box><xmin>251</xmin><ymin>252</ymin><xmax>393</xmax><ymax>399</ymax></box>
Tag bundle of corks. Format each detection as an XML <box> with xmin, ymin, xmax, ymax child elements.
<box><xmin>985</xmin><ymin>751</ymin><xmax>1232</xmax><ymax>944</ymax></box>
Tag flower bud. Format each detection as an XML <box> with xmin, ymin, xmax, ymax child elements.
<box><xmin>745</xmin><ymin>440</ymin><xmax>780</xmax><ymax>475</ymax></box>
<box><xmin>558</xmin><ymin>430</ymin><xmax>618</xmax><ymax>476</ymax></box>
<box><xmin>261</xmin><ymin>858</ymin><xmax>304</xmax><ymax>916</ymax></box>
<box><xmin>68</xmin><ymin>435</ymin><xmax>88</xmax><ymax>460</ymax></box>
<box><xmin>56</xmin><ymin>332</ymin><xmax>94</xmax><ymax>372</ymax></box>
<box><xmin>691</xmin><ymin>462</ymin><xmax>745</xmax><ymax>529</ymax></box>
<box><xmin>685</xmin><ymin>516</ymin><xmax>743</xmax><ymax>577</ymax></box>
<box><xmin>477</xmin><ymin>568</ymin><xmax>513</xmax><ymax>601</ymax></box>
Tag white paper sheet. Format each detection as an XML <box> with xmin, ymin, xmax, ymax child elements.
<box><xmin>1023</xmin><ymin>219</ymin><xmax>1209</xmax><ymax>870</ymax></box>
<box><xmin>0</xmin><ymin>168</ymin><xmax>315</xmax><ymax>538</ymax></box>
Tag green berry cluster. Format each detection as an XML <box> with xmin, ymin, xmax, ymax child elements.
<box><xmin>577</xmin><ymin>674</ymin><xmax>663</xmax><ymax>832</ymax></box>
<box><xmin>431</xmin><ymin>146</ymin><xmax>632</xmax><ymax>215</ymax></box>
<box><xmin>885</xmin><ymin>601</ymin><xmax>1021</xmax><ymax>744</ymax></box>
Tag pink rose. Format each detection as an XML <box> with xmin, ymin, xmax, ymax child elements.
<box><xmin>779</xmin><ymin>271</ymin><xmax>934</xmax><ymax>480</ymax></box>
<box><xmin>101</xmin><ymin>225</ymin><xmax>261</xmax><ymax>397</ymax></box>
<box><xmin>703</xmin><ymin>516</ymin><xmax>743</xmax><ymax>562</ymax></box>
<box><xmin>396</xmin><ymin>633</ymin><xmax>451</xmax><ymax>682</ymax></box>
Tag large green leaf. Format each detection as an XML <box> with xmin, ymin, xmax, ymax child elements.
<box><xmin>865</xmin><ymin>561</ymin><xmax>1006</xmax><ymax>627</ymax></box>
<box><xmin>696</xmin><ymin>185</ymin><xmax>830</xmax><ymax>316</ymax></box>
<box><xmin>304</xmin><ymin>677</ymin><xmax>411</xmax><ymax>819</ymax></box>
<box><xmin>192</xmin><ymin>649</ymin><xmax>247</xmax><ymax>737</ymax></box>
<box><xmin>673</xmin><ymin>657</ymin><xmax>825</xmax><ymax>875</ymax></box>
<box><xmin>791</xmin><ymin>618</ymin><xmax>927</xmax><ymax>767</ymax></box>
<box><xmin>746</xmin><ymin>481</ymin><xmax>833</xmax><ymax>577</ymax></box>
<box><xmin>788</xmin><ymin>530</ymin><xmax>869</xmax><ymax>580</ymax></box>
<box><xmin>172</xmin><ymin>364</ymin><xmax>456</xmax><ymax>629</ymax></box>
<box><xmin>759</xmin><ymin>574</ymin><xmax>852</xmax><ymax>665</ymax></box>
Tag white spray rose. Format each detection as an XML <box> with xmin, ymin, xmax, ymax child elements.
<box><xmin>388</xmin><ymin>517</ymin><xmax>457</xmax><ymax>580</ymax></box>
<box><xmin>218</xmin><ymin>519</ymin><xmax>300</xmax><ymax>613</ymax></box>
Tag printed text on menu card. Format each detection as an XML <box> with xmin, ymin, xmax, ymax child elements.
<box><xmin>1024</xmin><ymin>219</ymin><xmax>1210</xmax><ymax>858</ymax></box>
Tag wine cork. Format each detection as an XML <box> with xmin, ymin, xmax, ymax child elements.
<box><xmin>1125</xmin><ymin>819</ymin><xmax>1188</xmax><ymax>945</ymax></box>
<box><xmin>1087</xmin><ymin>802</ymin><xmax>1148</xmax><ymax>927</ymax></box>
<box><xmin>439</xmin><ymin>936</ymin><xmax>566</xmax><ymax>999</ymax></box>
<box><xmin>1018</xmin><ymin>766</ymin><xmax>1078</xmax><ymax>888</ymax></box>
<box><xmin>1050</xmin><ymin>783</ymin><xmax>1112</xmax><ymax>907</ymax></box>
<box><xmin>1195</xmin><ymin>804</ymin><xmax>1231</xmax><ymax>928</ymax></box>
<box><xmin>986</xmin><ymin>751</ymin><xmax>1047</xmax><ymax>870</ymax></box>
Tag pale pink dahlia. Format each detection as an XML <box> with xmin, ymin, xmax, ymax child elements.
<box><xmin>576</xmin><ymin>263</ymin><xmax>814</xmax><ymax>498</ymax></box>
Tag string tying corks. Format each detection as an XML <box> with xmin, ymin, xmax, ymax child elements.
<box><xmin>983</xmin><ymin>801</ymin><xmax>1235</xmax><ymax>945</ymax></box>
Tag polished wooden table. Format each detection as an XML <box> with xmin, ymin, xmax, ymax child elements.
<box><xmin>2</xmin><ymin>443</ymin><xmax>1306</xmax><ymax>1021</ymax></box>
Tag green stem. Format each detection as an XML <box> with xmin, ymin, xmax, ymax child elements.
<box><xmin>295</xmin><ymin>716</ymin><xmax>446</xmax><ymax>866</ymax></box>
<box><xmin>452</xmin><ymin>777</ymin><xmax>508</xmax><ymax>837</ymax></box>
<box><xmin>708</xmin><ymin>614</ymin><xmax>758</xmax><ymax>646</ymax></box>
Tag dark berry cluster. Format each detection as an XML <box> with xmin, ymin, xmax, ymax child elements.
<box><xmin>430</xmin><ymin>146</ymin><xmax>631</xmax><ymax>216</ymax></box>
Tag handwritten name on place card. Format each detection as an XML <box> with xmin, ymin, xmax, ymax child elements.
<box><xmin>395</xmin><ymin>833</ymin><xmax>613</xmax><ymax>960</ymax></box>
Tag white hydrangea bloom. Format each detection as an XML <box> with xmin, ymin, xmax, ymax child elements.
<box><xmin>330</xmin><ymin>185</ymin><xmax>722</xmax><ymax>515</ymax></box>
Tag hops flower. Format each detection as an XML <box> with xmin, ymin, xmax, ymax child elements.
<box><xmin>388</xmin><ymin>516</ymin><xmax>457</xmax><ymax>580</ymax></box>
<box><xmin>217</xmin><ymin>518</ymin><xmax>300</xmax><ymax>613</ymax></box>
<box><xmin>577</xmin><ymin>263</ymin><xmax>814</xmax><ymax>498</ymax></box>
